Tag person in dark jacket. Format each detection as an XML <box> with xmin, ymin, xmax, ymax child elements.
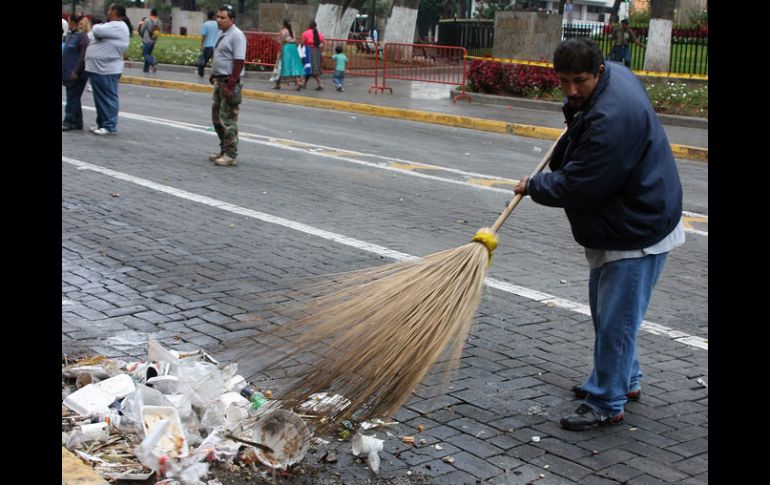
<box><xmin>513</xmin><ymin>38</ymin><xmax>684</xmax><ymax>431</ymax></box>
<box><xmin>62</xmin><ymin>13</ymin><xmax>90</xmax><ymax>131</ymax></box>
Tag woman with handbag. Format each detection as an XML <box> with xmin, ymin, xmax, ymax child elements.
<box><xmin>301</xmin><ymin>21</ymin><xmax>325</xmax><ymax>90</ymax></box>
<box><xmin>274</xmin><ymin>18</ymin><xmax>303</xmax><ymax>90</ymax></box>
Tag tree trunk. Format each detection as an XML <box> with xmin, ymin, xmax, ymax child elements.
<box><xmin>316</xmin><ymin>0</ymin><xmax>363</xmax><ymax>40</ymax></box>
<box><xmin>558</xmin><ymin>0</ymin><xmax>567</xmax><ymax>15</ymax></box>
<box><xmin>383</xmin><ymin>0</ymin><xmax>421</xmax><ymax>44</ymax></box>
<box><xmin>650</xmin><ymin>0</ymin><xmax>676</xmax><ymax>20</ymax></box>
<box><xmin>610</xmin><ymin>0</ymin><xmax>622</xmax><ymax>22</ymax></box>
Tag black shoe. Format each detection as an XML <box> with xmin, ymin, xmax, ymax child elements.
<box><xmin>560</xmin><ymin>403</ymin><xmax>624</xmax><ymax>431</ymax></box>
<box><xmin>572</xmin><ymin>385</ymin><xmax>641</xmax><ymax>402</ymax></box>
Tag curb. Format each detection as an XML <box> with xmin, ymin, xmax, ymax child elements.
<box><xmin>120</xmin><ymin>76</ymin><xmax>707</xmax><ymax>163</ymax></box>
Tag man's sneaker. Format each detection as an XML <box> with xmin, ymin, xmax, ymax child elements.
<box><xmin>92</xmin><ymin>127</ymin><xmax>116</xmax><ymax>136</ymax></box>
<box><xmin>214</xmin><ymin>154</ymin><xmax>237</xmax><ymax>166</ymax></box>
<box><xmin>89</xmin><ymin>126</ymin><xmax>99</xmax><ymax>132</ymax></box>
<box><xmin>209</xmin><ymin>152</ymin><xmax>223</xmax><ymax>162</ymax></box>
<box><xmin>572</xmin><ymin>385</ymin><xmax>641</xmax><ymax>402</ymax></box>
<box><xmin>560</xmin><ymin>403</ymin><xmax>624</xmax><ymax>431</ymax></box>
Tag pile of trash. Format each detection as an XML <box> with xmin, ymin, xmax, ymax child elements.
<box><xmin>62</xmin><ymin>338</ymin><xmax>394</xmax><ymax>484</ymax></box>
<box><xmin>61</xmin><ymin>338</ymin><xmax>316</xmax><ymax>484</ymax></box>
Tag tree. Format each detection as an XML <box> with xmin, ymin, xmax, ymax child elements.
<box><xmin>610</xmin><ymin>0</ymin><xmax>622</xmax><ymax>22</ymax></box>
<box><xmin>417</xmin><ymin>0</ymin><xmax>443</xmax><ymax>37</ymax></box>
<box><xmin>650</xmin><ymin>0</ymin><xmax>675</xmax><ymax>20</ymax></box>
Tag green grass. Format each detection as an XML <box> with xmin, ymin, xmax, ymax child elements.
<box><xmin>644</xmin><ymin>81</ymin><xmax>708</xmax><ymax>117</ymax></box>
<box><xmin>126</xmin><ymin>34</ymin><xmax>202</xmax><ymax>66</ymax></box>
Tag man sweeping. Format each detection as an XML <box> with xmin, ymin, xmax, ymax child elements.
<box><xmin>514</xmin><ymin>38</ymin><xmax>684</xmax><ymax>431</ymax></box>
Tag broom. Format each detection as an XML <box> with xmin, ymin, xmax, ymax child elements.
<box><xmin>262</xmin><ymin>131</ymin><xmax>566</xmax><ymax>431</ymax></box>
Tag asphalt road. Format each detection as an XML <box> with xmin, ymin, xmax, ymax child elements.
<box><xmin>62</xmin><ymin>83</ymin><xmax>708</xmax><ymax>485</ymax></box>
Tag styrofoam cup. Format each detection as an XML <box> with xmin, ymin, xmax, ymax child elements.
<box><xmin>351</xmin><ymin>433</ymin><xmax>384</xmax><ymax>456</ymax></box>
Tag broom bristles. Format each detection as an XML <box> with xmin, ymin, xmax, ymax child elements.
<box><xmin>263</xmin><ymin>239</ymin><xmax>492</xmax><ymax>432</ymax></box>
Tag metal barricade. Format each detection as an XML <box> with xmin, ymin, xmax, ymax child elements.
<box><xmin>244</xmin><ymin>31</ymin><xmax>281</xmax><ymax>68</ymax></box>
<box><xmin>321</xmin><ymin>38</ymin><xmax>381</xmax><ymax>78</ymax></box>
<box><xmin>378</xmin><ymin>43</ymin><xmax>470</xmax><ymax>102</ymax></box>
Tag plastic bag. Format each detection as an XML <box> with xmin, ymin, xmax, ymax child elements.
<box><xmin>269</xmin><ymin>60</ymin><xmax>281</xmax><ymax>82</ymax></box>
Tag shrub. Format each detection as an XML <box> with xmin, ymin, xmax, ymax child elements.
<box><xmin>468</xmin><ymin>60</ymin><xmax>559</xmax><ymax>98</ymax></box>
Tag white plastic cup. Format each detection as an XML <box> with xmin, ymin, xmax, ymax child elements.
<box><xmin>352</xmin><ymin>433</ymin><xmax>384</xmax><ymax>473</ymax></box>
<box><xmin>351</xmin><ymin>433</ymin><xmax>384</xmax><ymax>456</ymax></box>
<box><xmin>217</xmin><ymin>392</ymin><xmax>250</xmax><ymax>425</ymax></box>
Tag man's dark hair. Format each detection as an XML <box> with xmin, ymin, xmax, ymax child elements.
<box><xmin>219</xmin><ymin>4</ymin><xmax>235</xmax><ymax>19</ymax></box>
<box><xmin>207</xmin><ymin>10</ymin><xmax>216</xmax><ymax>20</ymax></box>
<box><xmin>621</xmin><ymin>19</ymin><xmax>629</xmax><ymax>25</ymax></box>
<box><xmin>553</xmin><ymin>37</ymin><xmax>604</xmax><ymax>74</ymax></box>
<box><xmin>150</xmin><ymin>8</ymin><xmax>158</xmax><ymax>16</ymax></box>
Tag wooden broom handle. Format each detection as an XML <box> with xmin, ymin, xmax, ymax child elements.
<box><xmin>490</xmin><ymin>129</ymin><xmax>568</xmax><ymax>233</ymax></box>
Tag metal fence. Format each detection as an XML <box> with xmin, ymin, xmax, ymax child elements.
<box><xmin>437</xmin><ymin>19</ymin><xmax>494</xmax><ymax>57</ymax></box>
<box><xmin>560</xmin><ymin>22</ymin><xmax>708</xmax><ymax>75</ymax></box>
<box><xmin>436</xmin><ymin>19</ymin><xmax>707</xmax><ymax>75</ymax></box>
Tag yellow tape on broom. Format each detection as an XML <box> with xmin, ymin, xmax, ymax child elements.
<box><xmin>472</xmin><ymin>228</ymin><xmax>499</xmax><ymax>265</ymax></box>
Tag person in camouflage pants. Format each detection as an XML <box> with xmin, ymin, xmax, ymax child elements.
<box><xmin>211</xmin><ymin>77</ymin><xmax>242</xmax><ymax>162</ymax></box>
<box><xmin>208</xmin><ymin>5</ymin><xmax>246</xmax><ymax>166</ymax></box>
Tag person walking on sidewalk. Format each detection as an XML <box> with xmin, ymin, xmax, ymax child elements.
<box><xmin>609</xmin><ymin>19</ymin><xmax>644</xmax><ymax>68</ymax></box>
<box><xmin>62</xmin><ymin>13</ymin><xmax>90</xmax><ymax>131</ymax></box>
<box><xmin>208</xmin><ymin>4</ymin><xmax>246</xmax><ymax>167</ymax></box>
<box><xmin>138</xmin><ymin>8</ymin><xmax>161</xmax><ymax>73</ymax></box>
<box><xmin>513</xmin><ymin>37</ymin><xmax>684</xmax><ymax>431</ymax></box>
<box><xmin>331</xmin><ymin>45</ymin><xmax>348</xmax><ymax>92</ymax></box>
<box><xmin>301</xmin><ymin>21</ymin><xmax>324</xmax><ymax>90</ymax></box>
<box><xmin>198</xmin><ymin>10</ymin><xmax>218</xmax><ymax>77</ymax></box>
<box><xmin>84</xmin><ymin>3</ymin><xmax>131</xmax><ymax>136</ymax></box>
<box><xmin>274</xmin><ymin>18</ymin><xmax>303</xmax><ymax>90</ymax></box>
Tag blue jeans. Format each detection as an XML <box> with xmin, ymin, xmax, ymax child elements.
<box><xmin>332</xmin><ymin>70</ymin><xmax>345</xmax><ymax>88</ymax></box>
<box><xmin>611</xmin><ymin>45</ymin><xmax>631</xmax><ymax>67</ymax></box>
<box><xmin>89</xmin><ymin>72</ymin><xmax>121</xmax><ymax>132</ymax></box>
<box><xmin>142</xmin><ymin>41</ymin><xmax>156</xmax><ymax>72</ymax></box>
<box><xmin>581</xmin><ymin>253</ymin><xmax>668</xmax><ymax>417</ymax></box>
<box><xmin>63</xmin><ymin>75</ymin><xmax>88</xmax><ymax>129</ymax></box>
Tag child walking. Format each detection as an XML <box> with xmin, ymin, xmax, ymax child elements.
<box><xmin>332</xmin><ymin>45</ymin><xmax>348</xmax><ymax>92</ymax></box>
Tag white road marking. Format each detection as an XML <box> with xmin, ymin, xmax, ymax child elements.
<box><xmin>62</xmin><ymin>157</ymin><xmax>708</xmax><ymax>351</ymax></box>
<box><xmin>69</xmin><ymin>105</ymin><xmax>709</xmax><ymax>235</ymax></box>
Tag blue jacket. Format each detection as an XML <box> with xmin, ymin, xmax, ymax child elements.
<box><xmin>62</xmin><ymin>31</ymin><xmax>89</xmax><ymax>84</ymax></box>
<box><xmin>527</xmin><ymin>62</ymin><xmax>682</xmax><ymax>250</ymax></box>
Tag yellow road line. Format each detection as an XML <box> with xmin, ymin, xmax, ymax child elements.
<box><xmin>682</xmin><ymin>214</ymin><xmax>708</xmax><ymax>230</ymax></box>
<box><xmin>388</xmin><ymin>162</ymin><xmax>440</xmax><ymax>171</ymax></box>
<box><xmin>467</xmin><ymin>178</ymin><xmax>518</xmax><ymax>188</ymax></box>
<box><xmin>120</xmin><ymin>76</ymin><xmax>708</xmax><ymax>162</ymax></box>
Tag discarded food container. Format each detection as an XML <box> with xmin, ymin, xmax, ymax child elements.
<box><xmin>94</xmin><ymin>373</ymin><xmax>136</xmax><ymax>399</ymax></box>
<box><xmin>251</xmin><ymin>410</ymin><xmax>310</xmax><ymax>468</ymax></box>
<box><xmin>141</xmin><ymin>405</ymin><xmax>190</xmax><ymax>458</ymax></box>
<box><xmin>63</xmin><ymin>383</ymin><xmax>115</xmax><ymax>416</ymax></box>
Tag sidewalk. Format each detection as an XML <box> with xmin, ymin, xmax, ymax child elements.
<box><xmin>121</xmin><ymin>62</ymin><xmax>708</xmax><ymax>159</ymax></box>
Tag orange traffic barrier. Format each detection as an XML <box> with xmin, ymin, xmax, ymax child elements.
<box><xmin>380</xmin><ymin>43</ymin><xmax>470</xmax><ymax>102</ymax></box>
